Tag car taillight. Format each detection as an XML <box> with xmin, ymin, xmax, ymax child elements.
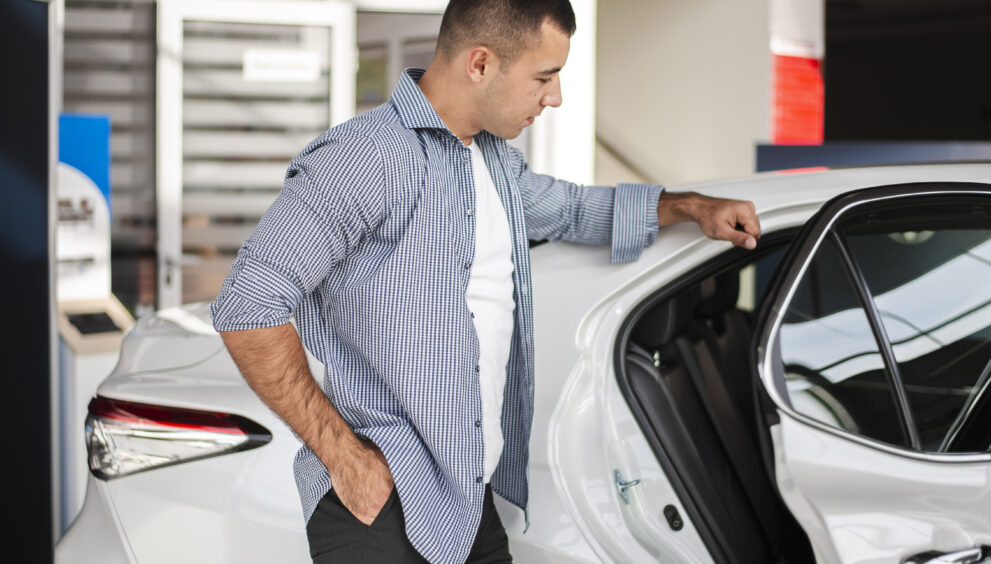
<box><xmin>85</xmin><ymin>396</ymin><xmax>272</xmax><ymax>480</ymax></box>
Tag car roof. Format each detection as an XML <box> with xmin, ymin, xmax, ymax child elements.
<box><xmin>528</xmin><ymin>162</ymin><xmax>991</xmax><ymax>323</ymax></box>
<box><xmin>674</xmin><ymin>162</ymin><xmax>991</xmax><ymax>204</ymax></box>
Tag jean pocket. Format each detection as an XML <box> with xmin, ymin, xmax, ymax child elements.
<box><xmin>330</xmin><ymin>487</ymin><xmax>396</xmax><ymax>528</ymax></box>
<box><xmin>368</xmin><ymin>487</ymin><xmax>397</xmax><ymax>529</ymax></box>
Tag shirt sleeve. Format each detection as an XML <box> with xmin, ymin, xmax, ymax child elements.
<box><xmin>211</xmin><ymin>133</ymin><xmax>387</xmax><ymax>332</ymax></box>
<box><xmin>509</xmin><ymin>146</ymin><xmax>664</xmax><ymax>263</ymax></box>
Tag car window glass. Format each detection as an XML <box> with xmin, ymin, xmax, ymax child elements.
<box><xmin>740</xmin><ymin>246</ymin><xmax>787</xmax><ymax>312</ymax></box>
<box><xmin>778</xmin><ymin>237</ymin><xmax>911</xmax><ymax>448</ymax></box>
<box><xmin>841</xmin><ymin>213</ymin><xmax>991</xmax><ymax>453</ymax></box>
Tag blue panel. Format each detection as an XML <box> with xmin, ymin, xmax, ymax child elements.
<box><xmin>59</xmin><ymin>113</ymin><xmax>111</xmax><ymax>206</ymax></box>
<box><xmin>755</xmin><ymin>141</ymin><xmax>991</xmax><ymax>172</ymax></box>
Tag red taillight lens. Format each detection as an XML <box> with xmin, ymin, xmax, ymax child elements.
<box><xmin>85</xmin><ymin>396</ymin><xmax>272</xmax><ymax>480</ymax></box>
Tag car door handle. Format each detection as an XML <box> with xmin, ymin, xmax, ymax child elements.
<box><xmin>905</xmin><ymin>546</ymin><xmax>991</xmax><ymax>564</ymax></box>
<box><xmin>613</xmin><ymin>469</ymin><xmax>640</xmax><ymax>505</ymax></box>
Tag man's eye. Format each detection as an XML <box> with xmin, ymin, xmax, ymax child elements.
<box><xmin>537</xmin><ymin>78</ymin><xmax>550</xmax><ymax>84</ymax></box>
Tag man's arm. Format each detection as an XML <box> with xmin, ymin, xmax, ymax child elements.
<box><xmin>507</xmin><ymin>146</ymin><xmax>761</xmax><ymax>261</ymax></box>
<box><xmin>211</xmin><ymin>132</ymin><xmax>392</xmax><ymax>524</ymax></box>
<box><xmin>219</xmin><ymin>324</ymin><xmax>392</xmax><ymax>524</ymax></box>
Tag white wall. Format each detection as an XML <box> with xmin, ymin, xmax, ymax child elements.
<box><xmin>596</xmin><ymin>0</ymin><xmax>772</xmax><ymax>187</ymax></box>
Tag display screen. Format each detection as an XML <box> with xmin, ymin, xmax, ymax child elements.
<box><xmin>67</xmin><ymin>312</ymin><xmax>119</xmax><ymax>335</ymax></box>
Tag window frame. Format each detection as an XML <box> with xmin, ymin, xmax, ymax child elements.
<box><xmin>755</xmin><ymin>182</ymin><xmax>991</xmax><ymax>462</ymax></box>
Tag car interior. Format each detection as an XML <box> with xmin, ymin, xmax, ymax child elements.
<box><xmin>617</xmin><ymin>237</ymin><xmax>814</xmax><ymax>564</ymax></box>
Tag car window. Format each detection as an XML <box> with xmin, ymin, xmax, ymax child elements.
<box><xmin>778</xmin><ymin>237</ymin><xmax>912</xmax><ymax>448</ymax></box>
<box><xmin>777</xmin><ymin>194</ymin><xmax>991</xmax><ymax>454</ymax></box>
<box><xmin>842</xmin><ymin>221</ymin><xmax>991</xmax><ymax>453</ymax></box>
<box><xmin>738</xmin><ymin>246</ymin><xmax>788</xmax><ymax>312</ymax></box>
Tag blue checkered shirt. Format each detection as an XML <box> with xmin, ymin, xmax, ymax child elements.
<box><xmin>211</xmin><ymin>68</ymin><xmax>662</xmax><ymax>564</ymax></box>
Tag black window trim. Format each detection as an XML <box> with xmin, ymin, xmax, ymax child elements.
<box><xmin>829</xmin><ymin>229</ymin><xmax>922</xmax><ymax>450</ymax></box>
<box><xmin>754</xmin><ymin>181</ymin><xmax>991</xmax><ymax>464</ymax></box>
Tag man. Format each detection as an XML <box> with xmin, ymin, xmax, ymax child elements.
<box><xmin>211</xmin><ymin>1</ymin><xmax>760</xmax><ymax>562</ymax></box>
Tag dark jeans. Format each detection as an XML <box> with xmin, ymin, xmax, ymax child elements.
<box><xmin>306</xmin><ymin>484</ymin><xmax>512</xmax><ymax>564</ymax></box>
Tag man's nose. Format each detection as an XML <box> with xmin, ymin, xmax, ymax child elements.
<box><xmin>540</xmin><ymin>78</ymin><xmax>563</xmax><ymax>108</ymax></box>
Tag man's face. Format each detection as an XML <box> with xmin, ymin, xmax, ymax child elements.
<box><xmin>476</xmin><ymin>20</ymin><xmax>569</xmax><ymax>139</ymax></box>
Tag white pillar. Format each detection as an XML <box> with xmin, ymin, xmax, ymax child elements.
<box><xmin>530</xmin><ymin>0</ymin><xmax>596</xmax><ymax>186</ymax></box>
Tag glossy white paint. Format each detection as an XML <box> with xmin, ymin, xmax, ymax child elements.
<box><xmin>751</xmin><ymin>179</ymin><xmax>991</xmax><ymax>564</ymax></box>
<box><xmin>541</xmin><ymin>165</ymin><xmax>991</xmax><ymax>562</ymax></box>
<box><xmin>772</xmin><ymin>415</ymin><xmax>991</xmax><ymax>564</ymax></box>
<box><xmin>543</xmin><ymin>200</ymin><xmax>825</xmax><ymax>563</ymax></box>
<box><xmin>55</xmin><ymin>479</ymin><xmax>134</xmax><ymax>564</ymax></box>
<box><xmin>59</xmin><ymin>164</ymin><xmax>991</xmax><ymax>562</ymax></box>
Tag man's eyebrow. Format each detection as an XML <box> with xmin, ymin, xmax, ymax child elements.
<box><xmin>536</xmin><ymin>66</ymin><xmax>562</xmax><ymax>75</ymax></box>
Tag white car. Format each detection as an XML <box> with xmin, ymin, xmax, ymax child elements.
<box><xmin>57</xmin><ymin>164</ymin><xmax>991</xmax><ymax>564</ymax></box>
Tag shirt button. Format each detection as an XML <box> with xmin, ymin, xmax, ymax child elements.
<box><xmin>476</xmin><ymin>476</ymin><xmax>483</xmax><ymax>483</ymax></box>
<box><xmin>467</xmin><ymin>208</ymin><xmax>473</xmax><ymax>216</ymax></box>
<box><xmin>465</xmin><ymin>262</ymin><xmax>472</xmax><ymax>269</ymax></box>
<box><xmin>474</xmin><ymin>419</ymin><xmax>481</xmax><ymax>427</ymax></box>
<box><xmin>475</xmin><ymin>365</ymin><xmax>480</xmax><ymax>372</ymax></box>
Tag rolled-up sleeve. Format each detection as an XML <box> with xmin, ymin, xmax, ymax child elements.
<box><xmin>610</xmin><ymin>182</ymin><xmax>662</xmax><ymax>263</ymax></box>
<box><xmin>511</xmin><ymin>146</ymin><xmax>664</xmax><ymax>263</ymax></box>
<box><xmin>211</xmin><ymin>133</ymin><xmax>387</xmax><ymax>332</ymax></box>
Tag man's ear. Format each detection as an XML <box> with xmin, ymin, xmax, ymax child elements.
<box><xmin>465</xmin><ymin>46</ymin><xmax>493</xmax><ymax>83</ymax></box>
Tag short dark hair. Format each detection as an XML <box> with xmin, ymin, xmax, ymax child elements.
<box><xmin>435</xmin><ymin>0</ymin><xmax>576</xmax><ymax>64</ymax></box>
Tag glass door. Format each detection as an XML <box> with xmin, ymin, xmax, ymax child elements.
<box><xmin>157</xmin><ymin>0</ymin><xmax>355</xmax><ymax>307</ymax></box>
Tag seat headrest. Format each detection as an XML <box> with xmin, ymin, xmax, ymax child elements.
<box><xmin>631</xmin><ymin>289</ymin><xmax>697</xmax><ymax>351</ymax></box>
<box><xmin>696</xmin><ymin>270</ymin><xmax>740</xmax><ymax>318</ymax></box>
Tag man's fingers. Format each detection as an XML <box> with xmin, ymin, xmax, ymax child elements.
<box><xmin>727</xmin><ymin>227</ymin><xmax>757</xmax><ymax>249</ymax></box>
<box><xmin>731</xmin><ymin>201</ymin><xmax>761</xmax><ymax>239</ymax></box>
<box><xmin>678</xmin><ymin>194</ymin><xmax>761</xmax><ymax>249</ymax></box>
<box><xmin>736</xmin><ymin>231</ymin><xmax>757</xmax><ymax>250</ymax></box>
<box><xmin>738</xmin><ymin>217</ymin><xmax>761</xmax><ymax>240</ymax></box>
<box><xmin>720</xmin><ymin>200</ymin><xmax>760</xmax><ymax>248</ymax></box>
<box><xmin>715</xmin><ymin>222</ymin><xmax>757</xmax><ymax>249</ymax></box>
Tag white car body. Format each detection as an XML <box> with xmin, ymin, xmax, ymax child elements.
<box><xmin>56</xmin><ymin>164</ymin><xmax>991</xmax><ymax>563</ymax></box>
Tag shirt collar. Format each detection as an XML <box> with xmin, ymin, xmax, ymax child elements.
<box><xmin>390</xmin><ymin>68</ymin><xmax>452</xmax><ymax>132</ymax></box>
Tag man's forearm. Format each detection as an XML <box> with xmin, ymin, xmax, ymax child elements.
<box><xmin>219</xmin><ymin>322</ymin><xmax>393</xmax><ymax>524</ymax></box>
<box><xmin>219</xmin><ymin>323</ymin><xmax>361</xmax><ymax>475</ymax></box>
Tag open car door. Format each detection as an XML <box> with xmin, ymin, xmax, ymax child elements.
<box><xmin>753</xmin><ymin>183</ymin><xmax>991</xmax><ymax>564</ymax></box>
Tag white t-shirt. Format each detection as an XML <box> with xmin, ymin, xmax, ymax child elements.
<box><xmin>464</xmin><ymin>138</ymin><xmax>516</xmax><ymax>483</ymax></box>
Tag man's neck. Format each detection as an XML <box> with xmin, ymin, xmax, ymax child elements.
<box><xmin>417</xmin><ymin>64</ymin><xmax>480</xmax><ymax>145</ymax></box>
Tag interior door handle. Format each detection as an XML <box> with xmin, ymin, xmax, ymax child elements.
<box><xmin>905</xmin><ymin>546</ymin><xmax>991</xmax><ymax>564</ymax></box>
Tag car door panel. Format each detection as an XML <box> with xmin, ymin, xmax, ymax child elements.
<box><xmin>756</xmin><ymin>184</ymin><xmax>991</xmax><ymax>563</ymax></box>
<box><xmin>553</xmin><ymin>203</ymin><xmax>825</xmax><ymax>564</ymax></box>
<box><xmin>772</xmin><ymin>415</ymin><xmax>991</xmax><ymax>563</ymax></box>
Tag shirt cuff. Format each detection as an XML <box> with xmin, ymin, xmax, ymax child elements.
<box><xmin>610</xmin><ymin>183</ymin><xmax>665</xmax><ymax>263</ymax></box>
<box><xmin>210</xmin><ymin>252</ymin><xmax>303</xmax><ymax>332</ymax></box>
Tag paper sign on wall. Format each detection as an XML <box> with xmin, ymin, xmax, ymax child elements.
<box><xmin>243</xmin><ymin>49</ymin><xmax>321</xmax><ymax>83</ymax></box>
